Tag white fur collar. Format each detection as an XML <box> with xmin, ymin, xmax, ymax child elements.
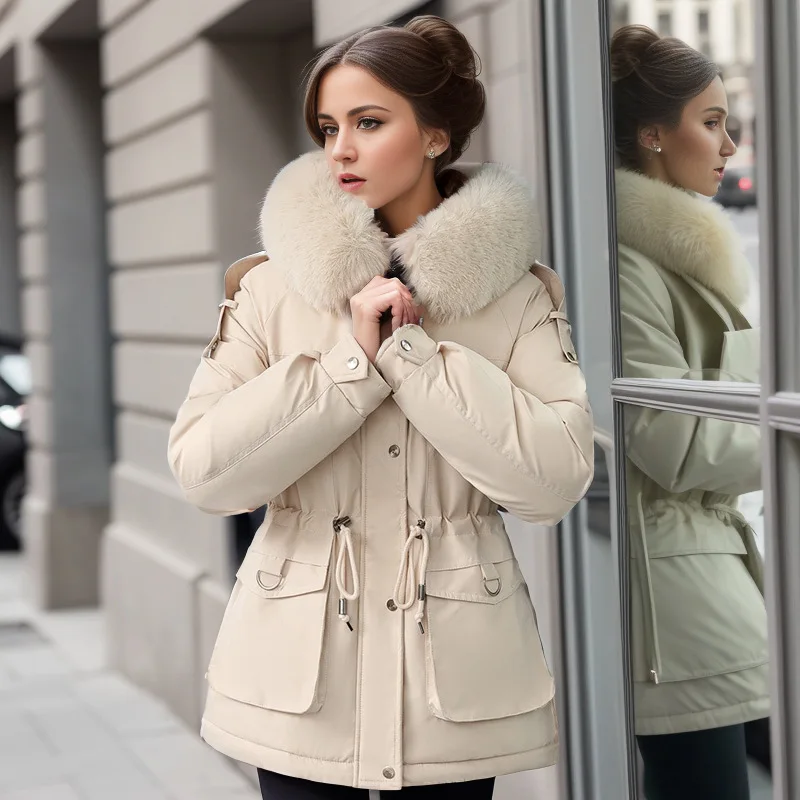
<box><xmin>615</xmin><ymin>168</ymin><xmax>750</xmax><ymax>306</ymax></box>
<box><xmin>259</xmin><ymin>152</ymin><xmax>541</xmax><ymax>323</ymax></box>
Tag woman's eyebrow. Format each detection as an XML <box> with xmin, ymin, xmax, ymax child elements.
<box><xmin>317</xmin><ymin>105</ymin><xmax>391</xmax><ymax>120</ymax></box>
<box><xmin>703</xmin><ymin>106</ymin><xmax>728</xmax><ymax>115</ymax></box>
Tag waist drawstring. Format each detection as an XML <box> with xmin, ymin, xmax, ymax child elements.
<box><xmin>333</xmin><ymin>516</ymin><xmax>360</xmax><ymax>632</ymax></box>
<box><xmin>392</xmin><ymin>520</ymin><xmax>430</xmax><ymax>634</ymax></box>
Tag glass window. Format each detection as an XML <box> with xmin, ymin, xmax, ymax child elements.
<box><xmin>610</xmin><ymin>0</ymin><xmax>759</xmax><ymax>384</ymax></box>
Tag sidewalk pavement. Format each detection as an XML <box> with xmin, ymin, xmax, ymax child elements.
<box><xmin>0</xmin><ymin>553</ymin><xmax>261</xmax><ymax>800</ymax></box>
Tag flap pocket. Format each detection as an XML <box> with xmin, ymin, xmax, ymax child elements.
<box><xmin>207</xmin><ymin>527</ymin><xmax>334</xmax><ymax>715</ymax></box>
<box><xmin>640</xmin><ymin>526</ymin><xmax>747</xmax><ymax>559</ymax></box>
<box><xmin>236</xmin><ymin>550</ymin><xmax>328</xmax><ymax>599</ymax></box>
<box><xmin>424</xmin><ymin>558</ymin><xmax>555</xmax><ymax>722</ymax></box>
<box><xmin>426</xmin><ymin>559</ymin><xmax>523</xmax><ymax>604</ymax></box>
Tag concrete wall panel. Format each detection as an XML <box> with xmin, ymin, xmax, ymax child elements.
<box><xmin>112</xmin><ymin>464</ymin><xmax>230</xmax><ymax>583</ymax></box>
<box><xmin>486</xmin><ymin>68</ymin><xmax>526</xmax><ymax>173</ymax></box>
<box><xmin>114</xmin><ymin>341</ymin><xmax>200</xmax><ymax>416</ymax></box>
<box><xmin>25</xmin><ymin>447</ymin><xmax>54</xmax><ymax>504</ymax></box>
<box><xmin>104</xmin><ymin>42</ymin><xmax>209</xmax><ymax>145</ymax></box>
<box><xmin>111</xmin><ymin>262</ymin><xmax>220</xmax><ymax>339</ymax></box>
<box><xmin>24</xmin><ymin>339</ymin><xmax>51</xmax><ymax>393</ymax></box>
<box><xmin>312</xmin><ymin>0</ymin><xmax>421</xmax><ymax>44</ymax></box>
<box><xmin>18</xmin><ymin>177</ymin><xmax>45</xmax><ymax>228</ymax></box>
<box><xmin>17</xmin><ymin>130</ymin><xmax>43</xmax><ymax>179</ymax></box>
<box><xmin>102</xmin><ymin>523</ymin><xmax>204</xmax><ymax>725</ymax></box>
<box><xmin>18</xmin><ymin>86</ymin><xmax>44</xmax><ymax>132</ymax></box>
<box><xmin>487</xmin><ymin>0</ymin><xmax>522</xmax><ymax>77</ymax></box>
<box><xmin>21</xmin><ymin>282</ymin><xmax>50</xmax><ymax>338</ymax></box>
<box><xmin>101</xmin><ymin>0</ymin><xmax>151</xmax><ymax>29</ymax></box>
<box><xmin>26</xmin><ymin>393</ymin><xmax>52</xmax><ymax>449</ymax></box>
<box><xmin>103</xmin><ymin>0</ymin><xmax>243</xmax><ymax>86</ymax></box>
<box><xmin>109</xmin><ymin>183</ymin><xmax>215</xmax><ymax>266</ymax></box>
<box><xmin>106</xmin><ymin>110</ymin><xmax>211</xmax><ymax>201</ymax></box>
<box><xmin>116</xmin><ymin>410</ymin><xmax>174</xmax><ymax>481</ymax></box>
<box><xmin>19</xmin><ymin>229</ymin><xmax>46</xmax><ymax>281</ymax></box>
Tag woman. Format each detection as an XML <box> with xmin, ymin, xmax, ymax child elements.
<box><xmin>167</xmin><ymin>15</ymin><xmax>594</xmax><ymax>800</ymax></box>
<box><xmin>611</xmin><ymin>24</ymin><xmax>770</xmax><ymax>800</ymax></box>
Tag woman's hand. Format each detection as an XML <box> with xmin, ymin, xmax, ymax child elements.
<box><xmin>350</xmin><ymin>276</ymin><xmax>421</xmax><ymax>363</ymax></box>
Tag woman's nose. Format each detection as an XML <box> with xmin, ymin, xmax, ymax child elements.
<box><xmin>332</xmin><ymin>131</ymin><xmax>356</xmax><ymax>163</ymax></box>
<box><xmin>722</xmin><ymin>131</ymin><xmax>737</xmax><ymax>157</ymax></box>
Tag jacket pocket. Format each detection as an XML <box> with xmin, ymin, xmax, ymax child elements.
<box><xmin>206</xmin><ymin>529</ymin><xmax>333</xmax><ymax>714</ymax></box>
<box><xmin>631</xmin><ymin>525</ymin><xmax>768</xmax><ymax>684</ymax></box>
<box><xmin>423</xmin><ymin>557</ymin><xmax>555</xmax><ymax>722</ymax></box>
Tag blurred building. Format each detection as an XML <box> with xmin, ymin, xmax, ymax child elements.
<box><xmin>0</xmin><ymin>0</ymin><xmax>560</xmax><ymax>796</ymax></box>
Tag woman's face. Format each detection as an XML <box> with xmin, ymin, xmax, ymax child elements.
<box><xmin>316</xmin><ymin>64</ymin><xmax>443</xmax><ymax>210</ymax></box>
<box><xmin>644</xmin><ymin>76</ymin><xmax>737</xmax><ymax>197</ymax></box>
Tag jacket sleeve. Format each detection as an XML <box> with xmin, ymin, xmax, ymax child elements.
<box><xmin>168</xmin><ymin>270</ymin><xmax>392</xmax><ymax>514</ymax></box>
<box><xmin>374</xmin><ymin>274</ymin><xmax>594</xmax><ymax>524</ymax></box>
<box><xmin>619</xmin><ymin>250</ymin><xmax>761</xmax><ymax>495</ymax></box>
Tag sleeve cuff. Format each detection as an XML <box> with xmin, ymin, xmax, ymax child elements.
<box><xmin>375</xmin><ymin>325</ymin><xmax>438</xmax><ymax>392</ymax></box>
<box><xmin>320</xmin><ymin>333</ymin><xmax>392</xmax><ymax>417</ymax></box>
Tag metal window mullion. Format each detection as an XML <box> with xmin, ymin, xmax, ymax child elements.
<box><xmin>756</xmin><ymin>0</ymin><xmax>799</xmax><ymax>797</ymax></box>
<box><xmin>611</xmin><ymin>379</ymin><xmax>761</xmax><ymax>423</ymax></box>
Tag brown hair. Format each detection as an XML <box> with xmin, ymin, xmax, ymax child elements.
<box><xmin>611</xmin><ymin>24</ymin><xmax>720</xmax><ymax>170</ymax></box>
<box><xmin>302</xmin><ymin>15</ymin><xmax>485</xmax><ymax>192</ymax></box>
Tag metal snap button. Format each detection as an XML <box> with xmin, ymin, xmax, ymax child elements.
<box><xmin>383</xmin><ymin>768</ymin><xmax>396</xmax><ymax>780</ymax></box>
<box><xmin>347</xmin><ymin>356</ymin><xmax>359</xmax><ymax>370</ymax></box>
<box><xmin>388</xmin><ymin>444</ymin><xmax>400</xmax><ymax>458</ymax></box>
<box><xmin>386</xmin><ymin>599</ymin><xmax>397</xmax><ymax>611</ymax></box>
<box><xmin>400</xmin><ymin>339</ymin><xmax>412</xmax><ymax>352</ymax></box>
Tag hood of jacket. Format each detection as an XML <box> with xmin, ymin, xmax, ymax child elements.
<box><xmin>615</xmin><ymin>168</ymin><xmax>750</xmax><ymax>307</ymax></box>
<box><xmin>259</xmin><ymin>151</ymin><xmax>541</xmax><ymax>323</ymax></box>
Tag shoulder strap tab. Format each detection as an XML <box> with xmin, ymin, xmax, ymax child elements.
<box><xmin>224</xmin><ymin>252</ymin><xmax>269</xmax><ymax>300</ymax></box>
<box><xmin>529</xmin><ymin>260</ymin><xmax>566</xmax><ymax>312</ymax></box>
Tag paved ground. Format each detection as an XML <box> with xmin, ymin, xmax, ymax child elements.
<box><xmin>0</xmin><ymin>553</ymin><xmax>260</xmax><ymax>800</ymax></box>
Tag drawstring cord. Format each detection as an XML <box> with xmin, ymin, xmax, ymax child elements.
<box><xmin>392</xmin><ymin>520</ymin><xmax>430</xmax><ymax>634</ymax></box>
<box><xmin>333</xmin><ymin>516</ymin><xmax>360</xmax><ymax>632</ymax></box>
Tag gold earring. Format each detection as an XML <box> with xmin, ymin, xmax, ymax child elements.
<box><xmin>427</xmin><ymin>148</ymin><xmax>436</xmax><ymax>160</ymax></box>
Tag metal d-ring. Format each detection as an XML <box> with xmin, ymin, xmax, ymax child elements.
<box><xmin>256</xmin><ymin>570</ymin><xmax>284</xmax><ymax>591</ymax></box>
<box><xmin>483</xmin><ymin>576</ymin><xmax>502</xmax><ymax>597</ymax></box>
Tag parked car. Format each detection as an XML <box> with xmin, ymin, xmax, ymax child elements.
<box><xmin>0</xmin><ymin>334</ymin><xmax>30</xmax><ymax>549</ymax></box>
<box><xmin>715</xmin><ymin>164</ymin><xmax>757</xmax><ymax>209</ymax></box>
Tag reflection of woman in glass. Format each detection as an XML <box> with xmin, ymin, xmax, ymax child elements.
<box><xmin>611</xmin><ymin>25</ymin><xmax>769</xmax><ymax>800</ymax></box>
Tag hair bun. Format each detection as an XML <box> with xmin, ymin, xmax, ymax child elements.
<box><xmin>610</xmin><ymin>24</ymin><xmax>660</xmax><ymax>82</ymax></box>
<box><xmin>405</xmin><ymin>15</ymin><xmax>480</xmax><ymax>80</ymax></box>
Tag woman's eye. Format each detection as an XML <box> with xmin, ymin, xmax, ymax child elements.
<box><xmin>358</xmin><ymin>117</ymin><xmax>382</xmax><ymax>131</ymax></box>
<box><xmin>320</xmin><ymin>125</ymin><xmax>337</xmax><ymax>137</ymax></box>
<box><xmin>705</xmin><ymin>119</ymin><xmax>720</xmax><ymax>129</ymax></box>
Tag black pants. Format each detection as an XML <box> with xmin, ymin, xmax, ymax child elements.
<box><xmin>637</xmin><ymin>717</ymin><xmax>771</xmax><ymax>800</ymax></box>
<box><xmin>257</xmin><ymin>770</ymin><xmax>495</xmax><ymax>799</ymax></box>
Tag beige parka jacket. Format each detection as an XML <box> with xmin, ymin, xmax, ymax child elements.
<box><xmin>168</xmin><ymin>152</ymin><xmax>594</xmax><ymax>789</ymax></box>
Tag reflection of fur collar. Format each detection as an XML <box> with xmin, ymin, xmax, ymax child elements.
<box><xmin>615</xmin><ymin>168</ymin><xmax>750</xmax><ymax>306</ymax></box>
<box><xmin>259</xmin><ymin>151</ymin><xmax>541</xmax><ymax>323</ymax></box>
